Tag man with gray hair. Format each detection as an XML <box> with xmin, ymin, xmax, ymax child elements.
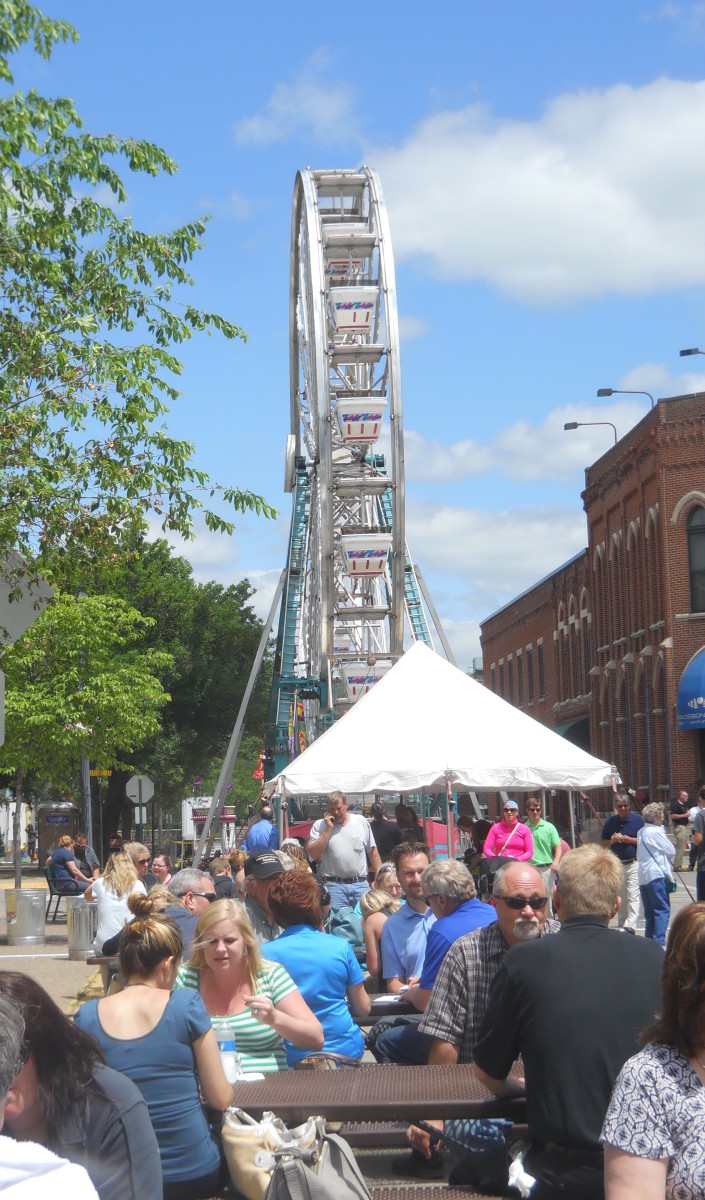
<box><xmin>371</xmin><ymin>859</ymin><xmax>496</xmax><ymax>1066</ymax></box>
<box><xmin>165</xmin><ymin>867</ymin><xmax>216</xmax><ymax>959</ymax></box>
<box><xmin>406</xmin><ymin>859</ymin><xmax>497</xmax><ymax>1013</ymax></box>
<box><xmin>0</xmin><ymin>994</ymin><xmax>98</xmax><ymax>1195</ymax></box>
<box><xmin>473</xmin><ymin>845</ymin><xmax>664</xmax><ymax>1199</ymax></box>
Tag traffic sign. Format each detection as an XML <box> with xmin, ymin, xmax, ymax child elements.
<box><xmin>90</xmin><ymin>769</ymin><xmax>112</xmax><ymax>777</ymax></box>
<box><xmin>126</xmin><ymin>774</ymin><xmax>154</xmax><ymax>805</ymax></box>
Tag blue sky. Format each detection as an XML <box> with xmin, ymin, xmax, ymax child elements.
<box><xmin>14</xmin><ymin>0</ymin><xmax>705</xmax><ymax>668</ymax></box>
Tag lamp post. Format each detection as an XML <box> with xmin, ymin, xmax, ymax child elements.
<box><xmin>679</xmin><ymin>348</ymin><xmax>705</xmax><ymax>357</ymax></box>
<box><xmin>596</xmin><ymin>387</ymin><xmax>655</xmax><ymax>408</ymax></box>
<box><xmin>564</xmin><ymin>420</ymin><xmax>618</xmax><ymax>445</ymax></box>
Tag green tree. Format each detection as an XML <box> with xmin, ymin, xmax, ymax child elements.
<box><xmin>0</xmin><ymin>591</ymin><xmax>170</xmax><ymax>881</ymax></box>
<box><xmin>0</xmin><ymin>2</ymin><xmax>274</xmax><ymax>583</ymax></box>
<box><xmin>62</xmin><ymin>536</ymin><xmax>271</xmax><ymax>840</ymax></box>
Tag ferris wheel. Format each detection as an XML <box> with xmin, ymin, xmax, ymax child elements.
<box><xmin>266</xmin><ymin>167</ymin><xmax>445</xmax><ymax>780</ymax></box>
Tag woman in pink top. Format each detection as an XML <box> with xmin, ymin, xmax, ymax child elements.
<box><xmin>482</xmin><ymin>799</ymin><xmax>534</xmax><ymax>861</ymax></box>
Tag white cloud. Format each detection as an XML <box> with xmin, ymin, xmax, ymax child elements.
<box><xmin>406</xmin><ymin>500</ymin><xmax>586</xmax><ymax>596</ymax></box>
<box><xmin>404</xmin><ymin>428</ymin><xmax>495</xmax><ymax>482</ymax></box>
<box><xmin>234</xmin><ymin>54</ymin><xmax>359</xmax><ymax>147</ymax></box>
<box><xmin>372</xmin><ymin>78</ymin><xmax>705</xmax><ymax>303</ymax></box>
<box><xmin>398</xmin><ymin>315</ymin><xmax>429</xmax><ymax>341</ymax></box>
<box><xmin>200</xmin><ymin>187</ymin><xmax>252</xmax><ymax>221</ymax></box>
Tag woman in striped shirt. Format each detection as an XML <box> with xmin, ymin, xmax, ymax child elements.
<box><xmin>174</xmin><ymin>898</ymin><xmax>323</xmax><ymax>1073</ymax></box>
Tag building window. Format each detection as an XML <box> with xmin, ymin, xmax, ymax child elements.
<box><xmin>508</xmin><ymin>657</ymin><xmax>514</xmax><ymax>704</ymax></box>
<box><xmin>499</xmin><ymin>662</ymin><xmax>505</xmax><ymax>698</ymax></box>
<box><xmin>538</xmin><ymin>639</ymin><xmax>545</xmax><ymax>700</ymax></box>
<box><xmin>688</xmin><ymin>506</ymin><xmax>705</xmax><ymax>613</ymax></box>
<box><xmin>527</xmin><ymin>646</ymin><xmax>534</xmax><ymax>702</ymax></box>
<box><xmin>491</xmin><ymin>664</ymin><xmax>496</xmax><ymax>693</ymax></box>
<box><xmin>517</xmin><ymin>653</ymin><xmax>523</xmax><ymax>706</ymax></box>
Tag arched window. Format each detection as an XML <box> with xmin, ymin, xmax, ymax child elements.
<box><xmin>687</xmin><ymin>507</ymin><xmax>705</xmax><ymax>613</ymax></box>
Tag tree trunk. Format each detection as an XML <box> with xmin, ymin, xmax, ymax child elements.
<box><xmin>13</xmin><ymin>765</ymin><xmax>24</xmax><ymax>889</ymax></box>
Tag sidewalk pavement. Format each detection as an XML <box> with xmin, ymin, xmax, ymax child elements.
<box><xmin>0</xmin><ymin>866</ymin><xmax>103</xmax><ymax>1013</ymax></box>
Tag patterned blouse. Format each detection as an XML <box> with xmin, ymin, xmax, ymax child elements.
<box><xmin>174</xmin><ymin>958</ymin><xmax>296</xmax><ymax>1073</ymax></box>
<box><xmin>601</xmin><ymin>1042</ymin><xmax>705</xmax><ymax>1200</ymax></box>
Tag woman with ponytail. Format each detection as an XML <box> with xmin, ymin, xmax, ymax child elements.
<box><xmin>74</xmin><ymin>892</ymin><xmax>234</xmax><ymax>1200</ymax></box>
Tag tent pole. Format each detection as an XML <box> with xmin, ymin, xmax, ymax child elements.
<box><xmin>445</xmin><ymin>773</ymin><xmax>455</xmax><ymax>861</ymax></box>
<box><xmin>568</xmin><ymin>790</ymin><xmax>576</xmax><ymax>849</ymax></box>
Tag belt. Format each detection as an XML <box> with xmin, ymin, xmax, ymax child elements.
<box><xmin>323</xmin><ymin>875</ymin><xmax>367</xmax><ymax>884</ymax></box>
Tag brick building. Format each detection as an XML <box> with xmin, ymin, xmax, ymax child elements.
<box><xmin>481</xmin><ymin>391</ymin><xmax>705</xmax><ymax>807</ymax></box>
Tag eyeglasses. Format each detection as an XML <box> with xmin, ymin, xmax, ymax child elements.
<box><xmin>191</xmin><ymin>891</ymin><xmax>216</xmax><ymax>903</ymax></box>
<box><xmin>616</xmin><ymin>804</ymin><xmax>630</xmax><ymax>810</ymax></box>
<box><xmin>14</xmin><ymin>1039</ymin><xmax>30</xmax><ymax>1076</ymax></box>
<box><xmin>497</xmin><ymin>894</ymin><xmax>548</xmax><ymax>910</ymax></box>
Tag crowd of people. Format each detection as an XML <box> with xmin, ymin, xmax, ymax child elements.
<box><xmin>3</xmin><ymin>787</ymin><xmax>705</xmax><ymax>1198</ymax></box>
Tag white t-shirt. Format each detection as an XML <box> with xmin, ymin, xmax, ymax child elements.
<box><xmin>90</xmin><ymin>877</ymin><xmax>147</xmax><ymax>949</ymax></box>
<box><xmin>308</xmin><ymin>813</ymin><xmax>375</xmax><ymax>878</ymax></box>
<box><xmin>0</xmin><ymin>1135</ymin><xmax>98</xmax><ymax>1197</ymax></box>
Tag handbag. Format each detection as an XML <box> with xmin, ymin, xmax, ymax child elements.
<box><xmin>261</xmin><ymin>1128</ymin><xmax>372</xmax><ymax>1200</ymax></box>
<box><xmin>222</xmin><ymin>1107</ymin><xmax>322</xmax><ymax>1200</ymax></box>
<box><xmin>642</xmin><ymin>832</ymin><xmax>677</xmax><ymax>893</ymax></box>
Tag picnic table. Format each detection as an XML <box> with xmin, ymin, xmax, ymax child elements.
<box><xmin>231</xmin><ymin>1063</ymin><xmax>525</xmax><ymax>1124</ymax></box>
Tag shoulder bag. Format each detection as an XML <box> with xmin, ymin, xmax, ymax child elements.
<box><xmin>641</xmin><ymin>831</ymin><xmax>677</xmax><ymax>893</ymax></box>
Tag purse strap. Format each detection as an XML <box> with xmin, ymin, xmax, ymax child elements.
<box><xmin>641</xmin><ymin>830</ymin><xmax>673</xmax><ymax>882</ymax></box>
<box><xmin>498</xmin><ymin>822</ymin><xmax>520</xmax><ymax>855</ymax></box>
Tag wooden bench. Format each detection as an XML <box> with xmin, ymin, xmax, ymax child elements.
<box><xmin>86</xmin><ymin>953</ymin><xmax>121</xmax><ymax>993</ymax></box>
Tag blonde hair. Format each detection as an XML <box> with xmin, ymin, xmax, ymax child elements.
<box><xmin>146</xmin><ymin>884</ymin><xmax>172</xmax><ymax>911</ymax></box>
<box><xmin>58</xmin><ymin>835</ymin><xmax>74</xmax><ymax>849</ymax></box>
<box><xmin>360</xmin><ymin>888</ymin><xmax>401</xmax><ymax>919</ymax></box>
<box><xmin>190</xmin><ymin>898</ymin><xmax>262</xmax><ymax>991</ymax></box>
<box><xmin>120</xmin><ymin>893</ymin><xmax>182</xmax><ymax>978</ymax></box>
<box><xmin>123</xmin><ymin>841</ymin><xmax>149</xmax><ymax>866</ymax></box>
<box><xmin>280</xmin><ymin>843</ymin><xmax>312</xmax><ymax>873</ymax></box>
<box><xmin>102</xmin><ymin>852</ymin><xmax>138</xmax><ymax>899</ymax></box>
<box><xmin>556</xmin><ymin>845</ymin><xmax>622</xmax><ymax>920</ymax></box>
<box><xmin>228</xmin><ymin>849</ymin><xmax>247</xmax><ymax>872</ymax></box>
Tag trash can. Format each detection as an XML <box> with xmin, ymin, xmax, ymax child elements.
<box><xmin>5</xmin><ymin>889</ymin><xmax>45</xmax><ymax>946</ymax></box>
<box><xmin>67</xmin><ymin>896</ymin><xmax>98</xmax><ymax>960</ymax></box>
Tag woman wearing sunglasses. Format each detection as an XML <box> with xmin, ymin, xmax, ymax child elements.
<box><xmin>482</xmin><ymin>799</ymin><xmax>534</xmax><ymax>862</ymax></box>
<box><xmin>174</xmin><ymin>897</ymin><xmax>324</xmax><ymax>1074</ymax></box>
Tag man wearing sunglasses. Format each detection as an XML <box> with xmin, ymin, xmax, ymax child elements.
<box><xmin>164</xmin><ymin>867</ymin><xmax>217</xmax><ymax>960</ymax></box>
<box><xmin>396</xmin><ymin>862</ymin><xmax>558</xmax><ymax>1178</ymax></box>
<box><xmin>473</xmin><ymin>845</ymin><xmax>663</xmax><ymax>1200</ymax></box>
<box><xmin>526</xmin><ymin>800</ymin><xmax>562</xmax><ymax>910</ymax></box>
<box><xmin>600</xmin><ymin>791</ymin><xmax>644</xmax><ymax>933</ymax></box>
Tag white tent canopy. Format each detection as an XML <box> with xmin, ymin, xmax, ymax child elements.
<box><xmin>268</xmin><ymin>641</ymin><xmax>613</xmax><ymax>797</ymax></box>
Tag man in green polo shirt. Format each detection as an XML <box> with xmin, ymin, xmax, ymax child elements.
<box><xmin>526</xmin><ymin>798</ymin><xmax>562</xmax><ymax>909</ymax></box>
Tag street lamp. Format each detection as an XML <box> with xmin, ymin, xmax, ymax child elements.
<box><xmin>680</xmin><ymin>348</ymin><xmax>705</xmax><ymax>357</ymax></box>
<box><xmin>596</xmin><ymin>387</ymin><xmax>654</xmax><ymax>409</ymax></box>
<box><xmin>564</xmin><ymin>420</ymin><xmax>618</xmax><ymax>445</ymax></box>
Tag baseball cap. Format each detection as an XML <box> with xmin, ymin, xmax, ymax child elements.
<box><xmin>244</xmin><ymin>852</ymin><xmax>285</xmax><ymax>880</ymax></box>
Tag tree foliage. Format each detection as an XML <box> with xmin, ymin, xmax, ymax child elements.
<box><xmin>0</xmin><ymin>1</ymin><xmax>275</xmax><ymax>579</ymax></box>
<box><xmin>0</xmin><ymin>591</ymin><xmax>170</xmax><ymax>786</ymax></box>
<box><xmin>60</xmin><ymin>536</ymin><xmax>271</xmax><ymax>831</ymax></box>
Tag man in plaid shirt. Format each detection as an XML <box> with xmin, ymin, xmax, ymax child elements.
<box><xmin>394</xmin><ymin>861</ymin><xmax>559</xmax><ymax>1177</ymax></box>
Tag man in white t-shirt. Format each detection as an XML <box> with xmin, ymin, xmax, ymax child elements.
<box><xmin>306</xmin><ymin>790</ymin><xmax>381</xmax><ymax>910</ymax></box>
<box><xmin>0</xmin><ymin>993</ymin><xmax>98</xmax><ymax>1198</ymax></box>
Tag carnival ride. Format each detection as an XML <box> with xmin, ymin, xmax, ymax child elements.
<box><xmin>193</xmin><ymin>168</ymin><xmax>454</xmax><ymax>859</ymax></box>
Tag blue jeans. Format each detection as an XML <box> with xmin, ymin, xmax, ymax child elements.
<box><xmin>368</xmin><ymin>1015</ymin><xmax>435</xmax><ymax>1064</ymax></box>
<box><xmin>640</xmin><ymin>878</ymin><xmax>670</xmax><ymax>945</ymax></box>
<box><xmin>327</xmin><ymin>880</ymin><xmax>369</xmax><ymax>910</ymax></box>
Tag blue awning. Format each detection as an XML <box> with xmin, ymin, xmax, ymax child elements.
<box><xmin>677</xmin><ymin>648</ymin><xmax>705</xmax><ymax>729</ymax></box>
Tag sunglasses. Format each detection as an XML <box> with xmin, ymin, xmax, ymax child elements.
<box><xmin>192</xmin><ymin>891</ymin><xmax>216</xmax><ymax>903</ymax></box>
<box><xmin>137</xmin><ymin>858</ymin><xmax>151</xmax><ymax>865</ymax></box>
<box><xmin>498</xmin><ymin>894</ymin><xmax>548</xmax><ymax>910</ymax></box>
